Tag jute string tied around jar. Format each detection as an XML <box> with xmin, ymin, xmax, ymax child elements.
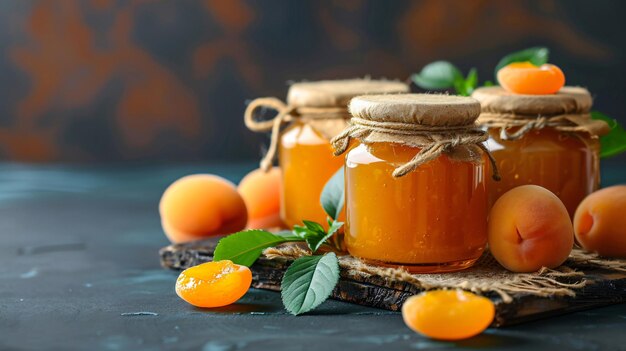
<box><xmin>244</xmin><ymin>79</ymin><xmax>410</xmax><ymax>171</ymax></box>
<box><xmin>472</xmin><ymin>86</ymin><xmax>610</xmax><ymax>141</ymax></box>
<box><xmin>331</xmin><ymin>94</ymin><xmax>501</xmax><ymax>180</ymax></box>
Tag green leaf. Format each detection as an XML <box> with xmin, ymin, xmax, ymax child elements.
<box><xmin>307</xmin><ymin>220</ymin><xmax>344</xmax><ymax>253</ymax></box>
<box><xmin>293</xmin><ymin>219</ymin><xmax>343</xmax><ymax>253</ymax></box>
<box><xmin>464</xmin><ymin>68</ymin><xmax>478</xmax><ymax>96</ymax></box>
<box><xmin>281</xmin><ymin>253</ymin><xmax>340</xmax><ymax>315</ymax></box>
<box><xmin>591</xmin><ymin>111</ymin><xmax>626</xmax><ymax>158</ymax></box>
<box><xmin>302</xmin><ymin>220</ymin><xmax>325</xmax><ymax>234</ymax></box>
<box><xmin>320</xmin><ymin>167</ymin><xmax>345</xmax><ymax>220</ymax></box>
<box><xmin>453</xmin><ymin>67</ymin><xmax>478</xmax><ymax>96</ymax></box>
<box><xmin>213</xmin><ymin>230</ymin><xmax>296</xmax><ymax>266</ymax></box>
<box><xmin>411</xmin><ymin>61</ymin><xmax>463</xmax><ymax>90</ymax></box>
<box><xmin>291</xmin><ymin>226</ymin><xmax>309</xmax><ymax>239</ymax></box>
<box><xmin>494</xmin><ymin>47</ymin><xmax>549</xmax><ymax>79</ymax></box>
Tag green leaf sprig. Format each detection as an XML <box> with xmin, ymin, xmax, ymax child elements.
<box><xmin>411</xmin><ymin>47</ymin><xmax>626</xmax><ymax>157</ymax></box>
<box><xmin>591</xmin><ymin>111</ymin><xmax>626</xmax><ymax>158</ymax></box>
<box><xmin>212</xmin><ymin>166</ymin><xmax>347</xmax><ymax>315</ymax></box>
<box><xmin>411</xmin><ymin>61</ymin><xmax>477</xmax><ymax>96</ymax></box>
<box><xmin>281</xmin><ymin>253</ymin><xmax>339</xmax><ymax>315</ymax></box>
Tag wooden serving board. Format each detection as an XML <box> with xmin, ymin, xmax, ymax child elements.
<box><xmin>160</xmin><ymin>238</ymin><xmax>626</xmax><ymax>327</ymax></box>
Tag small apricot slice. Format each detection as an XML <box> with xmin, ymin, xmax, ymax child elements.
<box><xmin>488</xmin><ymin>185</ymin><xmax>574</xmax><ymax>272</ymax></box>
<box><xmin>238</xmin><ymin>167</ymin><xmax>284</xmax><ymax>229</ymax></box>
<box><xmin>175</xmin><ymin>260</ymin><xmax>252</xmax><ymax>308</ymax></box>
<box><xmin>159</xmin><ymin>174</ymin><xmax>248</xmax><ymax>243</ymax></box>
<box><xmin>497</xmin><ymin>62</ymin><xmax>565</xmax><ymax>95</ymax></box>
<box><xmin>402</xmin><ymin>290</ymin><xmax>495</xmax><ymax>340</ymax></box>
<box><xmin>574</xmin><ymin>185</ymin><xmax>626</xmax><ymax>258</ymax></box>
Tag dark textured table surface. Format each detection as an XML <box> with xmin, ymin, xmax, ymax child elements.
<box><xmin>1</xmin><ymin>161</ymin><xmax>625</xmax><ymax>351</ymax></box>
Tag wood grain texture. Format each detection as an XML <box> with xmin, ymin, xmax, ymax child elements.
<box><xmin>160</xmin><ymin>238</ymin><xmax>626</xmax><ymax>327</ymax></box>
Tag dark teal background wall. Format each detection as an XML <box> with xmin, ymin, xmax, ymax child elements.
<box><xmin>0</xmin><ymin>0</ymin><xmax>624</xmax><ymax>163</ymax></box>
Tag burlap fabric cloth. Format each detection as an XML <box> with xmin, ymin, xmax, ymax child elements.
<box><xmin>244</xmin><ymin>79</ymin><xmax>409</xmax><ymax>170</ymax></box>
<box><xmin>265</xmin><ymin>244</ymin><xmax>626</xmax><ymax>303</ymax></box>
<box><xmin>472</xmin><ymin>86</ymin><xmax>610</xmax><ymax>140</ymax></box>
<box><xmin>331</xmin><ymin>94</ymin><xmax>500</xmax><ymax>179</ymax></box>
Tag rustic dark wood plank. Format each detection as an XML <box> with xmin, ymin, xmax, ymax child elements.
<box><xmin>160</xmin><ymin>237</ymin><xmax>626</xmax><ymax>327</ymax></box>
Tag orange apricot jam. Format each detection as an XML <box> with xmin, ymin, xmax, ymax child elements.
<box><xmin>345</xmin><ymin>143</ymin><xmax>488</xmax><ymax>272</ymax></box>
<box><xmin>245</xmin><ymin>79</ymin><xmax>410</xmax><ymax>230</ymax></box>
<box><xmin>279</xmin><ymin>121</ymin><xmax>344</xmax><ymax>227</ymax></box>
<box><xmin>473</xmin><ymin>86</ymin><xmax>606</xmax><ymax>218</ymax></box>
<box><xmin>486</xmin><ymin>128</ymin><xmax>600</xmax><ymax>217</ymax></box>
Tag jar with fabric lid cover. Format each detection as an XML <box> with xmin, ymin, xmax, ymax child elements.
<box><xmin>245</xmin><ymin>79</ymin><xmax>409</xmax><ymax>228</ymax></box>
<box><xmin>472</xmin><ymin>86</ymin><xmax>609</xmax><ymax>217</ymax></box>
<box><xmin>332</xmin><ymin>94</ymin><xmax>499</xmax><ymax>272</ymax></box>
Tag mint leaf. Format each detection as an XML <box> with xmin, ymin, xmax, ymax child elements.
<box><xmin>213</xmin><ymin>230</ymin><xmax>297</xmax><ymax>266</ymax></box>
<box><xmin>411</xmin><ymin>61</ymin><xmax>463</xmax><ymax>90</ymax></box>
<box><xmin>494</xmin><ymin>47</ymin><xmax>549</xmax><ymax>79</ymax></box>
<box><xmin>591</xmin><ymin>111</ymin><xmax>626</xmax><ymax>158</ymax></box>
<box><xmin>320</xmin><ymin>167</ymin><xmax>345</xmax><ymax>220</ymax></box>
<box><xmin>281</xmin><ymin>252</ymin><xmax>340</xmax><ymax>315</ymax></box>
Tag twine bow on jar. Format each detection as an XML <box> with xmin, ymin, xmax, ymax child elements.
<box><xmin>478</xmin><ymin>112</ymin><xmax>610</xmax><ymax>141</ymax></box>
<box><xmin>331</xmin><ymin>94</ymin><xmax>501</xmax><ymax>180</ymax></box>
<box><xmin>244</xmin><ymin>97</ymin><xmax>350</xmax><ymax>171</ymax></box>
<box><xmin>471</xmin><ymin>86</ymin><xmax>610</xmax><ymax>141</ymax></box>
<box><xmin>331</xmin><ymin>117</ymin><xmax>501</xmax><ymax>179</ymax></box>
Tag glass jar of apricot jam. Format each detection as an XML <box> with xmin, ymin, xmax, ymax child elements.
<box><xmin>245</xmin><ymin>79</ymin><xmax>408</xmax><ymax>228</ymax></box>
<box><xmin>472</xmin><ymin>86</ymin><xmax>609</xmax><ymax>217</ymax></box>
<box><xmin>332</xmin><ymin>94</ymin><xmax>496</xmax><ymax>272</ymax></box>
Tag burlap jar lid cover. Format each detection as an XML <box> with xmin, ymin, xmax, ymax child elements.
<box><xmin>244</xmin><ymin>79</ymin><xmax>409</xmax><ymax>170</ymax></box>
<box><xmin>472</xmin><ymin>86</ymin><xmax>610</xmax><ymax>140</ymax></box>
<box><xmin>332</xmin><ymin>94</ymin><xmax>500</xmax><ymax>179</ymax></box>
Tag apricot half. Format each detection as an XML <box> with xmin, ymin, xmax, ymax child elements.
<box><xmin>488</xmin><ymin>185</ymin><xmax>574</xmax><ymax>272</ymax></box>
<box><xmin>159</xmin><ymin>174</ymin><xmax>248</xmax><ymax>243</ymax></box>
<box><xmin>175</xmin><ymin>260</ymin><xmax>252</xmax><ymax>308</ymax></box>
<box><xmin>497</xmin><ymin>62</ymin><xmax>565</xmax><ymax>95</ymax></box>
<box><xmin>238</xmin><ymin>167</ymin><xmax>284</xmax><ymax>229</ymax></box>
<box><xmin>574</xmin><ymin>185</ymin><xmax>626</xmax><ymax>258</ymax></box>
<box><xmin>402</xmin><ymin>290</ymin><xmax>494</xmax><ymax>340</ymax></box>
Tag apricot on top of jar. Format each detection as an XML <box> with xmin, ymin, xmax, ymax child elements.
<box><xmin>497</xmin><ymin>62</ymin><xmax>565</xmax><ymax>95</ymax></box>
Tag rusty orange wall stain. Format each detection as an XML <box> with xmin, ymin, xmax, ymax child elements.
<box><xmin>0</xmin><ymin>1</ymin><xmax>620</xmax><ymax>162</ymax></box>
<box><xmin>7</xmin><ymin>1</ymin><xmax>202</xmax><ymax>161</ymax></box>
<box><xmin>193</xmin><ymin>0</ymin><xmax>261</xmax><ymax>88</ymax></box>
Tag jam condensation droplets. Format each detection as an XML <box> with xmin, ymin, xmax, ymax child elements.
<box><xmin>175</xmin><ymin>260</ymin><xmax>252</xmax><ymax>308</ymax></box>
<box><xmin>497</xmin><ymin>62</ymin><xmax>565</xmax><ymax>95</ymax></box>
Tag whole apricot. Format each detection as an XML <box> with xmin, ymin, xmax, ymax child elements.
<box><xmin>176</xmin><ymin>260</ymin><xmax>252</xmax><ymax>308</ymax></box>
<box><xmin>238</xmin><ymin>167</ymin><xmax>284</xmax><ymax>229</ymax></box>
<box><xmin>574</xmin><ymin>185</ymin><xmax>626</xmax><ymax>257</ymax></box>
<box><xmin>159</xmin><ymin>174</ymin><xmax>248</xmax><ymax>243</ymax></box>
<box><xmin>497</xmin><ymin>62</ymin><xmax>565</xmax><ymax>95</ymax></box>
<box><xmin>402</xmin><ymin>290</ymin><xmax>494</xmax><ymax>340</ymax></box>
<box><xmin>488</xmin><ymin>185</ymin><xmax>574</xmax><ymax>272</ymax></box>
